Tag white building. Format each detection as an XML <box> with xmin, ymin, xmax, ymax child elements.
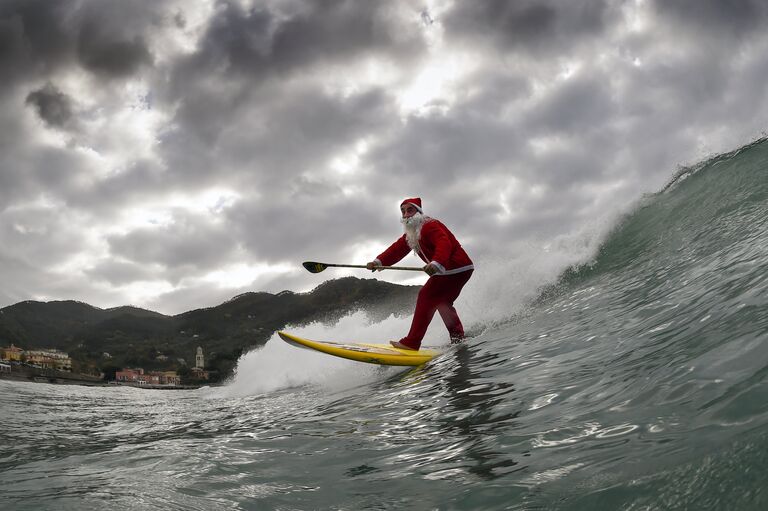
<box><xmin>195</xmin><ymin>347</ymin><xmax>204</xmax><ymax>369</ymax></box>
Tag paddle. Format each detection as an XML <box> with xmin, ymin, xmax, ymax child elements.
<box><xmin>302</xmin><ymin>261</ymin><xmax>425</xmax><ymax>273</ymax></box>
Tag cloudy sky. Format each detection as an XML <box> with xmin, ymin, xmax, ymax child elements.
<box><xmin>1</xmin><ymin>0</ymin><xmax>767</xmax><ymax>315</ymax></box>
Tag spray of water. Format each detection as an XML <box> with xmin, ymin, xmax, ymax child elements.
<box><xmin>218</xmin><ymin>310</ymin><xmax>451</xmax><ymax>397</ymax></box>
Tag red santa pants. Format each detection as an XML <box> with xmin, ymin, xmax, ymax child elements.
<box><xmin>399</xmin><ymin>270</ymin><xmax>473</xmax><ymax>350</ymax></box>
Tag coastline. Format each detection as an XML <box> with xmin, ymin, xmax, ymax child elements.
<box><xmin>1</xmin><ymin>365</ymin><xmax>105</xmax><ymax>386</ymax></box>
<box><xmin>108</xmin><ymin>381</ymin><xmax>205</xmax><ymax>390</ymax></box>
<box><xmin>0</xmin><ymin>366</ymin><xmax>204</xmax><ymax>389</ymax></box>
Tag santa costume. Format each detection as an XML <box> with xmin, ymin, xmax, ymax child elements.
<box><xmin>374</xmin><ymin>198</ymin><xmax>474</xmax><ymax>350</ymax></box>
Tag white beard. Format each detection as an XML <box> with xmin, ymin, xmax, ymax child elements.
<box><xmin>401</xmin><ymin>213</ymin><xmax>430</xmax><ymax>253</ymax></box>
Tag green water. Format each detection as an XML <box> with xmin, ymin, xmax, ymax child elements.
<box><xmin>3</xmin><ymin>139</ymin><xmax>768</xmax><ymax>510</ymax></box>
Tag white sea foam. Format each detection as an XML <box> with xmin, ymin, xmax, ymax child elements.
<box><xmin>218</xmin><ymin>310</ymin><xmax>449</xmax><ymax>397</ymax></box>
<box><xmin>458</xmin><ymin>217</ymin><xmax>619</xmax><ymax>328</ymax></box>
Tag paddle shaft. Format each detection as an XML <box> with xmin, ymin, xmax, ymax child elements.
<box><xmin>302</xmin><ymin>260</ymin><xmax>427</xmax><ymax>273</ymax></box>
<box><xmin>323</xmin><ymin>263</ymin><xmax>424</xmax><ymax>272</ymax></box>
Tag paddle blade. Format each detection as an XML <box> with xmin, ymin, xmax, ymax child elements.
<box><xmin>302</xmin><ymin>261</ymin><xmax>327</xmax><ymax>273</ymax></box>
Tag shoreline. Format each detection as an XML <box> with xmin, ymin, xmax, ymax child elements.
<box><xmin>108</xmin><ymin>381</ymin><xmax>204</xmax><ymax>390</ymax></box>
<box><xmin>0</xmin><ymin>366</ymin><xmax>205</xmax><ymax>390</ymax></box>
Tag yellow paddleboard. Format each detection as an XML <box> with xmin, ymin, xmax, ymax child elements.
<box><xmin>278</xmin><ymin>331</ymin><xmax>441</xmax><ymax>366</ymax></box>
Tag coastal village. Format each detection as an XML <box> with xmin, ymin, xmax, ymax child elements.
<box><xmin>0</xmin><ymin>343</ymin><xmax>211</xmax><ymax>388</ymax></box>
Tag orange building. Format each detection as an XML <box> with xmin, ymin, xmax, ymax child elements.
<box><xmin>116</xmin><ymin>368</ymin><xmax>144</xmax><ymax>382</ymax></box>
<box><xmin>1</xmin><ymin>344</ymin><xmax>24</xmax><ymax>362</ymax></box>
<box><xmin>116</xmin><ymin>368</ymin><xmax>181</xmax><ymax>386</ymax></box>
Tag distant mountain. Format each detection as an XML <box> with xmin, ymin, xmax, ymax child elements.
<box><xmin>0</xmin><ymin>277</ymin><xmax>420</xmax><ymax>379</ymax></box>
<box><xmin>103</xmin><ymin>305</ymin><xmax>169</xmax><ymax>320</ymax></box>
<box><xmin>0</xmin><ymin>300</ymin><xmax>105</xmax><ymax>346</ymax></box>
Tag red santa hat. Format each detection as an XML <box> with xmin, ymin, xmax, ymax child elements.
<box><xmin>400</xmin><ymin>197</ymin><xmax>423</xmax><ymax>213</ymax></box>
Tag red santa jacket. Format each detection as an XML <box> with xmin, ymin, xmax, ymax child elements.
<box><xmin>375</xmin><ymin>218</ymin><xmax>473</xmax><ymax>275</ymax></box>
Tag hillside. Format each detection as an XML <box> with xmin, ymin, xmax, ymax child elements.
<box><xmin>0</xmin><ymin>277</ymin><xmax>419</xmax><ymax>380</ymax></box>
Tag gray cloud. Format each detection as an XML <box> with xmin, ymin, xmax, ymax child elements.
<box><xmin>67</xmin><ymin>159</ymin><xmax>169</xmax><ymax>212</ymax></box>
<box><xmin>525</xmin><ymin>75</ymin><xmax>617</xmax><ymax>136</ymax></box>
<box><xmin>0</xmin><ymin>0</ymin><xmax>165</xmax><ymax>90</ymax></box>
<box><xmin>227</xmin><ymin>194</ymin><xmax>377</xmax><ymax>263</ymax></box>
<box><xmin>85</xmin><ymin>259</ymin><xmax>160</xmax><ymax>287</ymax></box>
<box><xmin>364</xmin><ymin>97</ymin><xmax>529</xmax><ymax>195</ymax></box>
<box><xmin>25</xmin><ymin>83</ymin><xmax>73</xmax><ymax>127</ymax></box>
<box><xmin>174</xmin><ymin>0</ymin><xmax>424</xmax><ymax>80</ymax></box>
<box><xmin>0</xmin><ymin>202</ymin><xmax>93</xmax><ymax>267</ymax></box>
<box><xmin>106</xmin><ymin>209</ymin><xmax>239</xmax><ymax>272</ymax></box>
<box><xmin>441</xmin><ymin>0</ymin><xmax>619</xmax><ymax>55</ymax></box>
<box><xmin>159</xmin><ymin>1</ymin><xmax>422</xmax><ymax>186</ymax></box>
<box><xmin>0</xmin><ymin>252</ymin><xmax>57</xmax><ymax>307</ymax></box>
<box><xmin>77</xmin><ymin>21</ymin><xmax>153</xmax><ymax>78</ymax></box>
<box><xmin>0</xmin><ymin>0</ymin><xmax>75</xmax><ymax>90</ymax></box>
<box><xmin>651</xmin><ymin>0</ymin><xmax>768</xmax><ymax>38</ymax></box>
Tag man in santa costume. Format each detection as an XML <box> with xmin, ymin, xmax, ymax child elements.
<box><xmin>367</xmin><ymin>197</ymin><xmax>474</xmax><ymax>350</ymax></box>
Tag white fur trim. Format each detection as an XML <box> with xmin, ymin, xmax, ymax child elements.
<box><xmin>403</xmin><ymin>202</ymin><xmax>423</xmax><ymax>213</ymax></box>
<box><xmin>431</xmin><ymin>264</ymin><xmax>474</xmax><ymax>276</ymax></box>
<box><xmin>429</xmin><ymin>261</ymin><xmax>446</xmax><ymax>274</ymax></box>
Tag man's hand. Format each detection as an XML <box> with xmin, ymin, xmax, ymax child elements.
<box><xmin>423</xmin><ymin>263</ymin><xmax>439</xmax><ymax>276</ymax></box>
<box><xmin>366</xmin><ymin>261</ymin><xmax>383</xmax><ymax>272</ymax></box>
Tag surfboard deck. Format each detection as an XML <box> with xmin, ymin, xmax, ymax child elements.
<box><xmin>277</xmin><ymin>331</ymin><xmax>441</xmax><ymax>366</ymax></box>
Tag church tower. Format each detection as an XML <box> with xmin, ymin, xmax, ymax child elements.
<box><xmin>195</xmin><ymin>347</ymin><xmax>204</xmax><ymax>369</ymax></box>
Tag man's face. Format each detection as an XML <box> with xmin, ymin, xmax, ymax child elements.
<box><xmin>400</xmin><ymin>204</ymin><xmax>419</xmax><ymax>218</ymax></box>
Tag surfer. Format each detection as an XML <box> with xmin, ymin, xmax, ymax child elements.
<box><xmin>367</xmin><ymin>198</ymin><xmax>474</xmax><ymax>350</ymax></box>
